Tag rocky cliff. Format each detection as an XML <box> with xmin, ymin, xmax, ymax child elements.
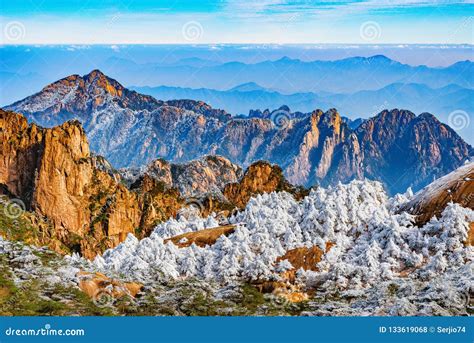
<box><xmin>400</xmin><ymin>161</ymin><xmax>474</xmax><ymax>225</ymax></box>
<box><xmin>122</xmin><ymin>158</ymin><xmax>304</xmax><ymax>217</ymax></box>
<box><xmin>224</xmin><ymin>161</ymin><xmax>308</xmax><ymax>209</ymax></box>
<box><xmin>356</xmin><ymin>110</ymin><xmax>473</xmax><ymax>194</ymax></box>
<box><xmin>7</xmin><ymin>70</ymin><xmax>473</xmax><ymax>194</ymax></box>
<box><xmin>123</xmin><ymin>155</ymin><xmax>243</xmax><ymax>198</ymax></box>
<box><xmin>0</xmin><ymin>109</ymin><xmax>183</xmax><ymax>258</ymax></box>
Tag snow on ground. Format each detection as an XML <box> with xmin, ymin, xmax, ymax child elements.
<box><xmin>69</xmin><ymin>180</ymin><xmax>473</xmax><ymax>299</ymax></box>
<box><xmin>302</xmin><ymin>263</ymin><xmax>473</xmax><ymax>316</ymax></box>
<box><xmin>0</xmin><ymin>237</ymin><xmax>80</xmax><ymax>287</ymax></box>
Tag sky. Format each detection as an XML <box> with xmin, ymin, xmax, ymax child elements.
<box><xmin>0</xmin><ymin>0</ymin><xmax>473</xmax><ymax>44</ymax></box>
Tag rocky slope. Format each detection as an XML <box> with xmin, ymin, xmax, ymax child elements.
<box><xmin>400</xmin><ymin>161</ymin><xmax>474</xmax><ymax>225</ymax></box>
<box><xmin>356</xmin><ymin>110</ymin><xmax>473</xmax><ymax>193</ymax></box>
<box><xmin>0</xmin><ymin>109</ymin><xmax>183</xmax><ymax>258</ymax></box>
<box><xmin>223</xmin><ymin>161</ymin><xmax>309</xmax><ymax>209</ymax></box>
<box><xmin>122</xmin><ymin>155</ymin><xmax>243</xmax><ymax>198</ymax></box>
<box><xmin>124</xmin><ymin>158</ymin><xmax>309</xmax><ymax>214</ymax></box>
<box><xmin>6</xmin><ymin>70</ymin><xmax>473</xmax><ymax>194</ymax></box>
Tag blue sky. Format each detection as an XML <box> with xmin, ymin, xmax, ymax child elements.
<box><xmin>0</xmin><ymin>0</ymin><xmax>473</xmax><ymax>44</ymax></box>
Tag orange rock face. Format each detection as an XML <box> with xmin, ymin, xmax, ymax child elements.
<box><xmin>400</xmin><ymin>162</ymin><xmax>474</xmax><ymax>226</ymax></box>
<box><xmin>273</xmin><ymin>287</ymin><xmax>309</xmax><ymax>303</ymax></box>
<box><xmin>165</xmin><ymin>225</ymin><xmax>236</xmax><ymax>248</ymax></box>
<box><xmin>254</xmin><ymin>243</ymin><xmax>334</xmax><ymax>303</ymax></box>
<box><xmin>468</xmin><ymin>222</ymin><xmax>474</xmax><ymax>247</ymax></box>
<box><xmin>0</xmin><ymin>110</ymin><xmax>182</xmax><ymax>258</ymax></box>
<box><xmin>276</xmin><ymin>243</ymin><xmax>334</xmax><ymax>283</ymax></box>
<box><xmin>77</xmin><ymin>271</ymin><xmax>142</xmax><ymax>300</ymax></box>
<box><xmin>224</xmin><ymin>161</ymin><xmax>308</xmax><ymax>209</ymax></box>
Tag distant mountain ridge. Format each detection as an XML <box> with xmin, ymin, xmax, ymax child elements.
<box><xmin>106</xmin><ymin>54</ymin><xmax>473</xmax><ymax>94</ymax></box>
<box><xmin>132</xmin><ymin>81</ymin><xmax>474</xmax><ymax>145</ymax></box>
<box><xmin>5</xmin><ymin>70</ymin><xmax>473</xmax><ymax>194</ymax></box>
<box><xmin>130</xmin><ymin>82</ymin><xmax>474</xmax><ymax>116</ymax></box>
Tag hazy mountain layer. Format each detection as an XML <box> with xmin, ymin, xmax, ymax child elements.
<box><xmin>108</xmin><ymin>55</ymin><xmax>473</xmax><ymax>94</ymax></box>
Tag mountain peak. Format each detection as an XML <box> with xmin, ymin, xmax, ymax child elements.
<box><xmin>275</xmin><ymin>56</ymin><xmax>299</xmax><ymax>63</ymax></box>
<box><xmin>82</xmin><ymin>69</ymin><xmax>125</xmax><ymax>96</ymax></box>
<box><xmin>277</xmin><ymin>105</ymin><xmax>290</xmax><ymax>112</ymax></box>
<box><xmin>446</xmin><ymin>60</ymin><xmax>473</xmax><ymax>69</ymax></box>
<box><xmin>367</xmin><ymin>54</ymin><xmax>392</xmax><ymax>62</ymax></box>
<box><xmin>375</xmin><ymin>108</ymin><xmax>416</xmax><ymax>122</ymax></box>
<box><xmin>5</xmin><ymin>70</ymin><xmax>161</xmax><ymax>126</ymax></box>
<box><xmin>229</xmin><ymin>82</ymin><xmax>267</xmax><ymax>92</ymax></box>
<box><xmin>323</xmin><ymin>108</ymin><xmax>341</xmax><ymax>120</ymax></box>
<box><xmin>417</xmin><ymin>112</ymin><xmax>438</xmax><ymax>122</ymax></box>
<box><xmin>84</xmin><ymin>69</ymin><xmax>107</xmax><ymax>79</ymax></box>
